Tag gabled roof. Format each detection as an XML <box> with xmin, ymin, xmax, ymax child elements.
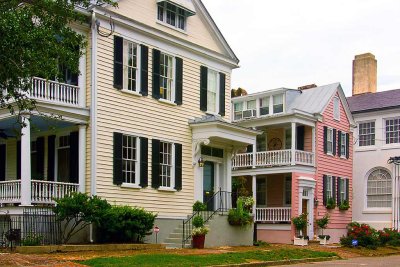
<box><xmin>347</xmin><ymin>88</ymin><xmax>400</xmax><ymax>113</ymax></box>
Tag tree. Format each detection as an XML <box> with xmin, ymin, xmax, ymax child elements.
<box><xmin>0</xmin><ymin>0</ymin><xmax>116</xmax><ymax>118</ymax></box>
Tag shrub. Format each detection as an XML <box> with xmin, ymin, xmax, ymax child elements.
<box><xmin>326</xmin><ymin>197</ymin><xmax>336</xmax><ymax>209</ymax></box>
<box><xmin>339</xmin><ymin>200</ymin><xmax>350</xmax><ymax>211</ymax></box>
<box><xmin>316</xmin><ymin>214</ymin><xmax>329</xmax><ymax>230</ymax></box>
<box><xmin>378</xmin><ymin>228</ymin><xmax>400</xmax><ymax>246</ymax></box>
<box><xmin>227</xmin><ymin>198</ymin><xmax>253</xmax><ymax>226</ymax></box>
<box><xmin>96</xmin><ymin>205</ymin><xmax>156</xmax><ymax>243</ymax></box>
<box><xmin>292</xmin><ymin>213</ymin><xmax>307</xmax><ymax>236</ymax></box>
<box><xmin>192</xmin><ymin>201</ymin><xmax>207</xmax><ymax>212</ymax></box>
<box><xmin>192</xmin><ymin>216</ymin><xmax>204</xmax><ymax>228</ymax></box>
<box><xmin>21</xmin><ymin>233</ymin><xmax>43</xmax><ymax>246</ymax></box>
<box><xmin>237</xmin><ymin>196</ymin><xmax>254</xmax><ymax>211</ymax></box>
<box><xmin>340</xmin><ymin>222</ymin><xmax>379</xmax><ymax>249</ymax></box>
<box><xmin>192</xmin><ymin>226</ymin><xmax>209</xmax><ymax>236</ymax></box>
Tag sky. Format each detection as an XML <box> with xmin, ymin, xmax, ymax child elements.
<box><xmin>202</xmin><ymin>0</ymin><xmax>400</xmax><ymax>96</ymax></box>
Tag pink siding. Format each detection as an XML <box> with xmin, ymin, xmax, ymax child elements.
<box><xmin>257</xmin><ymin>229</ymin><xmax>292</xmax><ymax>244</ymax></box>
<box><xmin>316</xmin><ymin>93</ymin><xmax>353</xmax><ymax>239</ymax></box>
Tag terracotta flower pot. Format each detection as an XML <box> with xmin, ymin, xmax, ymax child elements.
<box><xmin>192</xmin><ymin>234</ymin><xmax>206</xmax><ymax>249</ymax></box>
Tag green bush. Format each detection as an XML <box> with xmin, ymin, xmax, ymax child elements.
<box><xmin>21</xmin><ymin>233</ymin><xmax>43</xmax><ymax>246</ymax></box>
<box><xmin>378</xmin><ymin>228</ymin><xmax>400</xmax><ymax>246</ymax></box>
<box><xmin>326</xmin><ymin>197</ymin><xmax>336</xmax><ymax>209</ymax></box>
<box><xmin>340</xmin><ymin>222</ymin><xmax>379</xmax><ymax>249</ymax></box>
<box><xmin>339</xmin><ymin>200</ymin><xmax>350</xmax><ymax>211</ymax></box>
<box><xmin>96</xmin><ymin>205</ymin><xmax>156</xmax><ymax>243</ymax></box>
<box><xmin>292</xmin><ymin>213</ymin><xmax>307</xmax><ymax>236</ymax></box>
<box><xmin>192</xmin><ymin>215</ymin><xmax>204</xmax><ymax>228</ymax></box>
<box><xmin>193</xmin><ymin>201</ymin><xmax>207</xmax><ymax>212</ymax></box>
<box><xmin>227</xmin><ymin>198</ymin><xmax>253</xmax><ymax>226</ymax></box>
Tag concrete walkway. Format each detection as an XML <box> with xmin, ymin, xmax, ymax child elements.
<box><xmin>282</xmin><ymin>254</ymin><xmax>400</xmax><ymax>267</ymax></box>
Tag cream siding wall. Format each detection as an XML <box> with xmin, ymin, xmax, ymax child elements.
<box><xmin>106</xmin><ymin>0</ymin><xmax>226</xmax><ymax>55</ymax></box>
<box><xmin>94</xmin><ymin>31</ymin><xmax>231</xmax><ymax>217</ymax></box>
<box><xmin>85</xmin><ymin>33</ymin><xmax>92</xmax><ymax>194</ymax></box>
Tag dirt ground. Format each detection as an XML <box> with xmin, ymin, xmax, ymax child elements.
<box><xmin>1</xmin><ymin>243</ymin><xmax>400</xmax><ymax>267</ymax></box>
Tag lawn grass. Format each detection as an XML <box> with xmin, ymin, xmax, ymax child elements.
<box><xmin>80</xmin><ymin>248</ymin><xmax>337</xmax><ymax>267</ymax></box>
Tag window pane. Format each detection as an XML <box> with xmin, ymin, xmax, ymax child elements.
<box><xmin>122</xmin><ymin>135</ymin><xmax>137</xmax><ymax>184</ymax></box>
<box><xmin>273</xmin><ymin>95</ymin><xmax>283</xmax><ymax>113</ymax></box>
<box><xmin>159</xmin><ymin>53</ymin><xmax>174</xmax><ymax>101</ymax></box>
<box><xmin>207</xmin><ymin>69</ymin><xmax>218</xmax><ymax>112</ymax></box>
<box><xmin>385</xmin><ymin>118</ymin><xmax>400</xmax><ymax>144</ymax></box>
<box><xmin>160</xmin><ymin>142</ymin><xmax>172</xmax><ymax>188</ymax></box>
<box><xmin>260</xmin><ymin>97</ymin><xmax>269</xmax><ymax>115</ymax></box>
<box><xmin>367</xmin><ymin>169</ymin><xmax>392</xmax><ymax>208</ymax></box>
<box><xmin>247</xmin><ymin>100</ymin><xmax>256</xmax><ymax>110</ymax></box>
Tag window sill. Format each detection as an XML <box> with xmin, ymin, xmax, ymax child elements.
<box><xmin>340</xmin><ymin>155</ymin><xmax>347</xmax><ymax>160</ymax></box>
<box><xmin>121</xmin><ymin>183</ymin><xmax>142</xmax><ymax>189</ymax></box>
<box><xmin>158</xmin><ymin>98</ymin><xmax>177</xmax><ymax>106</ymax></box>
<box><xmin>326</xmin><ymin>152</ymin><xmax>334</xmax><ymax>157</ymax></box>
<box><xmin>121</xmin><ymin>89</ymin><xmax>142</xmax><ymax>97</ymax></box>
<box><xmin>156</xmin><ymin>21</ymin><xmax>188</xmax><ymax>35</ymax></box>
<box><xmin>158</xmin><ymin>187</ymin><xmax>177</xmax><ymax>192</ymax></box>
<box><xmin>355</xmin><ymin>146</ymin><xmax>377</xmax><ymax>152</ymax></box>
<box><xmin>363</xmin><ymin>208</ymin><xmax>391</xmax><ymax>214</ymax></box>
<box><xmin>205</xmin><ymin>111</ymin><xmax>220</xmax><ymax>116</ymax></box>
<box><xmin>381</xmin><ymin>144</ymin><xmax>400</xmax><ymax>150</ymax></box>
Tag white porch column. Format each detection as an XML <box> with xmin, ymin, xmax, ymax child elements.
<box><xmin>252</xmin><ymin>175</ymin><xmax>257</xmax><ymax>213</ymax></box>
<box><xmin>78</xmin><ymin>124</ymin><xmax>87</xmax><ymax>193</ymax></box>
<box><xmin>20</xmin><ymin>114</ymin><xmax>32</xmax><ymax>206</ymax></box>
<box><xmin>311</xmin><ymin>126</ymin><xmax>316</xmax><ymax>166</ymax></box>
<box><xmin>291</xmin><ymin>122</ymin><xmax>296</xmax><ymax>165</ymax></box>
<box><xmin>309</xmin><ymin>188</ymin><xmax>315</xmax><ymax>238</ymax></box>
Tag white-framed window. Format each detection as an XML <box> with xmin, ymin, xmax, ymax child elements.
<box><xmin>259</xmin><ymin>96</ymin><xmax>269</xmax><ymax>116</ymax></box>
<box><xmin>339</xmin><ymin>178</ymin><xmax>347</xmax><ymax>202</ymax></box>
<box><xmin>385</xmin><ymin>117</ymin><xmax>400</xmax><ymax>144</ymax></box>
<box><xmin>367</xmin><ymin>168</ymin><xmax>392</xmax><ymax>208</ymax></box>
<box><xmin>359</xmin><ymin>121</ymin><xmax>375</xmax><ymax>146</ymax></box>
<box><xmin>160</xmin><ymin>52</ymin><xmax>174</xmax><ymax>101</ymax></box>
<box><xmin>233</xmin><ymin>102</ymin><xmax>243</xmax><ymax>120</ymax></box>
<box><xmin>273</xmin><ymin>94</ymin><xmax>283</xmax><ymax>114</ymax></box>
<box><xmin>123</xmin><ymin>40</ymin><xmax>140</xmax><ymax>92</ymax></box>
<box><xmin>207</xmin><ymin>69</ymin><xmax>218</xmax><ymax>113</ymax></box>
<box><xmin>157</xmin><ymin>2</ymin><xmax>186</xmax><ymax>30</ymax></box>
<box><xmin>333</xmin><ymin>97</ymin><xmax>340</xmax><ymax>120</ymax></box>
<box><xmin>284</xmin><ymin>176</ymin><xmax>292</xmax><ymax>206</ymax></box>
<box><xmin>340</xmin><ymin>132</ymin><xmax>346</xmax><ymax>157</ymax></box>
<box><xmin>160</xmin><ymin>141</ymin><xmax>174</xmax><ymax>188</ymax></box>
<box><xmin>326</xmin><ymin>175</ymin><xmax>333</xmax><ymax>199</ymax></box>
<box><xmin>327</xmin><ymin>128</ymin><xmax>333</xmax><ymax>154</ymax></box>
<box><xmin>256</xmin><ymin>178</ymin><xmax>267</xmax><ymax>206</ymax></box>
<box><xmin>122</xmin><ymin>134</ymin><xmax>139</xmax><ymax>185</ymax></box>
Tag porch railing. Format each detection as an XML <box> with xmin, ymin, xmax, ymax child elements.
<box><xmin>255</xmin><ymin>207</ymin><xmax>291</xmax><ymax>223</ymax></box>
<box><xmin>0</xmin><ymin>180</ymin><xmax>78</xmax><ymax>205</ymax></box>
<box><xmin>232</xmin><ymin>150</ymin><xmax>315</xmax><ymax>168</ymax></box>
<box><xmin>31</xmin><ymin>77</ymin><xmax>80</xmax><ymax>106</ymax></box>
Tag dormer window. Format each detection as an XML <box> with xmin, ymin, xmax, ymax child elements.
<box><xmin>157</xmin><ymin>1</ymin><xmax>196</xmax><ymax>31</ymax></box>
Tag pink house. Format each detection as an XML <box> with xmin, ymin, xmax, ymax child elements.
<box><xmin>231</xmin><ymin>83</ymin><xmax>355</xmax><ymax>243</ymax></box>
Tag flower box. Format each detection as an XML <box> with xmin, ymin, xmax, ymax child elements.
<box><xmin>318</xmin><ymin>236</ymin><xmax>328</xmax><ymax>245</ymax></box>
<box><xmin>293</xmin><ymin>236</ymin><xmax>308</xmax><ymax>246</ymax></box>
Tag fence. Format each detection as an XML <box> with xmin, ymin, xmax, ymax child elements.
<box><xmin>0</xmin><ymin>208</ymin><xmax>61</xmax><ymax>247</ymax></box>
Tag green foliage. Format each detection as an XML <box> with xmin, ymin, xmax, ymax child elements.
<box><xmin>253</xmin><ymin>240</ymin><xmax>270</xmax><ymax>247</ymax></box>
<box><xmin>227</xmin><ymin>198</ymin><xmax>253</xmax><ymax>226</ymax></box>
<box><xmin>340</xmin><ymin>222</ymin><xmax>379</xmax><ymax>249</ymax></box>
<box><xmin>378</xmin><ymin>228</ymin><xmax>400</xmax><ymax>246</ymax></box>
<box><xmin>326</xmin><ymin>197</ymin><xmax>336</xmax><ymax>209</ymax></box>
<box><xmin>339</xmin><ymin>200</ymin><xmax>350</xmax><ymax>211</ymax></box>
<box><xmin>96</xmin><ymin>205</ymin><xmax>156</xmax><ymax>243</ymax></box>
<box><xmin>21</xmin><ymin>233</ymin><xmax>43</xmax><ymax>246</ymax></box>
<box><xmin>192</xmin><ymin>226</ymin><xmax>209</xmax><ymax>236</ymax></box>
<box><xmin>192</xmin><ymin>215</ymin><xmax>204</xmax><ymax>228</ymax></box>
<box><xmin>291</xmin><ymin>213</ymin><xmax>308</xmax><ymax>234</ymax></box>
<box><xmin>232</xmin><ymin>176</ymin><xmax>249</xmax><ymax>197</ymax></box>
<box><xmin>0</xmin><ymin>0</ymin><xmax>116</xmax><ymax>117</ymax></box>
<box><xmin>316</xmin><ymin>214</ymin><xmax>330</xmax><ymax>229</ymax></box>
<box><xmin>237</xmin><ymin>196</ymin><xmax>254</xmax><ymax>211</ymax></box>
<box><xmin>53</xmin><ymin>192</ymin><xmax>111</xmax><ymax>244</ymax></box>
<box><xmin>192</xmin><ymin>201</ymin><xmax>207</xmax><ymax>212</ymax></box>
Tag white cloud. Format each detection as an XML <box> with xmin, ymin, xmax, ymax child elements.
<box><xmin>202</xmin><ymin>0</ymin><xmax>400</xmax><ymax>96</ymax></box>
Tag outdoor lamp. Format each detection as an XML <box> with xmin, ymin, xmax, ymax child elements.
<box><xmin>314</xmin><ymin>197</ymin><xmax>319</xmax><ymax>207</ymax></box>
<box><xmin>198</xmin><ymin>157</ymin><xmax>205</xmax><ymax>167</ymax></box>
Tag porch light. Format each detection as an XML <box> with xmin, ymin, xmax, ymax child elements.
<box><xmin>314</xmin><ymin>197</ymin><xmax>319</xmax><ymax>207</ymax></box>
<box><xmin>198</xmin><ymin>157</ymin><xmax>205</xmax><ymax>167</ymax></box>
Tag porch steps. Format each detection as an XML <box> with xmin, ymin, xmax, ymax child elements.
<box><xmin>163</xmin><ymin>222</ymin><xmax>211</xmax><ymax>249</ymax></box>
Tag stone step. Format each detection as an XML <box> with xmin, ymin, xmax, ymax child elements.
<box><xmin>163</xmin><ymin>242</ymin><xmax>191</xmax><ymax>249</ymax></box>
<box><xmin>168</xmin><ymin>232</ymin><xmax>183</xmax><ymax>238</ymax></box>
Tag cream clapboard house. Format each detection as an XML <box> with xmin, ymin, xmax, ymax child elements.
<box><xmin>0</xmin><ymin>0</ymin><xmax>258</xmax><ymax>247</ymax></box>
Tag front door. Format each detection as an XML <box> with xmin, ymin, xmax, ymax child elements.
<box><xmin>302</xmin><ymin>199</ymin><xmax>308</xmax><ymax>236</ymax></box>
<box><xmin>203</xmin><ymin>161</ymin><xmax>215</xmax><ymax>211</ymax></box>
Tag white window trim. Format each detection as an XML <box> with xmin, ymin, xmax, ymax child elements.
<box><xmin>205</xmin><ymin>67</ymin><xmax>220</xmax><ymax>115</ymax></box>
<box><xmin>327</xmin><ymin>128</ymin><xmax>334</xmax><ymax>155</ymax></box>
<box><xmin>283</xmin><ymin>175</ymin><xmax>292</xmax><ymax>207</ymax></box>
<box><xmin>326</xmin><ymin>175</ymin><xmax>333</xmax><ymax>199</ymax></box>
<box><xmin>358</xmin><ymin>120</ymin><xmax>376</xmax><ymax>147</ymax></box>
<box><xmin>333</xmin><ymin>97</ymin><xmax>340</xmax><ymax>121</ymax></box>
<box><xmin>159</xmin><ymin>141</ymin><xmax>175</xmax><ymax>190</ymax></box>
<box><xmin>364</xmin><ymin>167</ymin><xmax>392</xmax><ymax>211</ymax></box>
<box><xmin>156</xmin><ymin>2</ymin><xmax>187</xmax><ymax>32</ymax></box>
<box><xmin>339</xmin><ymin>178</ymin><xmax>348</xmax><ymax>203</ymax></box>
<box><xmin>272</xmin><ymin>94</ymin><xmax>284</xmax><ymax>115</ymax></box>
<box><xmin>159</xmin><ymin>51</ymin><xmax>176</xmax><ymax>104</ymax></box>
<box><xmin>384</xmin><ymin>117</ymin><xmax>400</xmax><ymax>145</ymax></box>
<box><xmin>256</xmin><ymin>177</ymin><xmax>267</xmax><ymax>207</ymax></box>
<box><xmin>122</xmin><ymin>40</ymin><xmax>141</xmax><ymax>93</ymax></box>
<box><xmin>121</xmin><ymin>135</ymin><xmax>141</xmax><ymax>187</ymax></box>
<box><xmin>340</xmin><ymin>132</ymin><xmax>347</xmax><ymax>159</ymax></box>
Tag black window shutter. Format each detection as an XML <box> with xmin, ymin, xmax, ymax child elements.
<box><xmin>346</xmin><ymin>133</ymin><xmax>350</xmax><ymax>159</ymax></box>
<box><xmin>174</xmin><ymin>143</ymin><xmax>182</xmax><ymax>191</ymax></box>
<box><xmin>17</xmin><ymin>140</ymin><xmax>21</xmax><ymax>180</ymax></box>
<box><xmin>337</xmin><ymin>177</ymin><xmax>341</xmax><ymax>205</ymax></box>
<box><xmin>323</xmin><ymin>175</ymin><xmax>327</xmax><ymax>206</ymax></box>
<box><xmin>69</xmin><ymin>132</ymin><xmax>79</xmax><ymax>184</ymax></box>
<box><xmin>151</xmin><ymin>139</ymin><xmax>161</xmax><ymax>188</ymax></box>
<box><xmin>113</xmin><ymin>132</ymin><xmax>123</xmax><ymax>185</ymax></box>
<box><xmin>0</xmin><ymin>144</ymin><xmax>5</xmax><ymax>181</ymax></box>
<box><xmin>200</xmin><ymin>66</ymin><xmax>208</xmax><ymax>111</ymax></box>
<box><xmin>113</xmin><ymin>35</ymin><xmax>124</xmax><ymax>90</ymax></box>
<box><xmin>337</xmin><ymin>130</ymin><xmax>342</xmax><ymax>156</ymax></box>
<box><xmin>47</xmin><ymin>135</ymin><xmax>55</xmax><ymax>181</ymax></box>
<box><xmin>219</xmin><ymin>72</ymin><xmax>226</xmax><ymax>116</ymax></box>
<box><xmin>296</xmin><ymin>126</ymin><xmax>305</xmax><ymax>150</ymax></box>
<box><xmin>175</xmin><ymin>57</ymin><xmax>183</xmax><ymax>105</ymax></box>
<box><xmin>140</xmin><ymin>45</ymin><xmax>149</xmax><ymax>96</ymax></box>
<box><xmin>139</xmin><ymin>137</ymin><xmax>148</xmax><ymax>188</ymax></box>
<box><xmin>346</xmin><ymin>178</ymin><xmax>350</xmax><ymax>201</ymax></box>
<box><xmin>36</xmin><ymin>137</ymin><xmax>45</xmax><ymax>179</ymax></box>
<box><xmin>332</xmin><ymin>176</ymin><xmax>336</xmax><ymax>202</ymax></box>
<box><xmin>152</xmin><ymin>49</ymin><xmax>161</xmax><ymax>99</ymax></box>
<box><xmin>323</xmin><ymin>126</ymin><xmax>328</xmax><ymax>154</ymax></box>
<box><xmin>332</xmin><ymin>129</ymin><xmax>337</xmax><ymax>156</ymax></box>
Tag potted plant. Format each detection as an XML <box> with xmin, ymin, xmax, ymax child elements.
<box><xmin>326</xmin><ymin>197</ymin><xmax>336</xmax><ymax>209</ymax></box>
<box><xmin>193</xmin><ymin>201</ymin><xmax>207</xmax><ymax>212</ymax></box>
<box><xmin>316</xmin><ymin>214</ymin><xmax>330</xmax><ymax>245</ymax></box>
<box><xmin>292</xmin><ymin>213</ymin><xmax>308</xmax><ymax>246</ymax></box>
<box><xmin>339</xmin><ymin>200</ymin><xmax>350</xmax><ymax>211</ymax></box>
<box><xmin>192</xmin><ymin>215</ymin><xmax>209</xmax><ymax>249</ymax></box>
<box><xmin>228</xmin><ymin>198</ymin><xmax>253</xmax><ymax>226</ymax></box>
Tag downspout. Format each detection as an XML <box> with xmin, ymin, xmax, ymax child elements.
<box><xmin>89</xmin><ymin>10</ymin><xmax>97</xmax><ymax>243</ymax></box>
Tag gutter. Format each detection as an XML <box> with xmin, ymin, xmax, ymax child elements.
<box><xmin>90</xmin><ymin>11</ymin><xmax>97</xmax><ymax>197</ymax></box>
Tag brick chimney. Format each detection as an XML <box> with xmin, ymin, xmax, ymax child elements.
<box><xmin>352</xmin><ymin>53</ymin><xmax>377</xmax><ymax>95</ymax></box>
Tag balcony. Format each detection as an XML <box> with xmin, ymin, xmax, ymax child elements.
<box><xmin>232</xmin><ymin>149</ymin><xmax>315</xmax><ymax>168</ymax></box>
<box><xmin>0</xmin><ymin>180</ymin><xmax>78</xmax><ymax>205</ymax></box>
<box><xmin>255</xmin><ymin>207</ymin><xmax>291</xmax><ymax>223</ymax></box>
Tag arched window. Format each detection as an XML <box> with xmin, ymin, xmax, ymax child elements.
<box><xmin>367</xmin><ymin>168</ymin><xmax>392</xmax><ymax>208</ymax></box>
